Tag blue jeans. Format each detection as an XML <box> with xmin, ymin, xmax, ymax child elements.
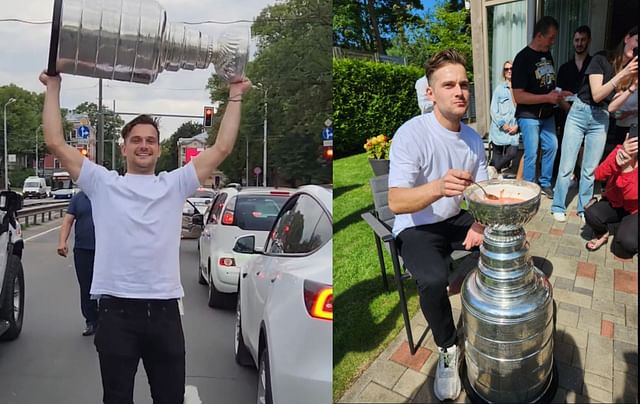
<box><xmin>551</xmin><ymin>98</ymin><xmax>608</xmax><ymax>215</ymax></box>
<box><xmin>517</xmin><ymin>116</ymin><xmax>557</xmax><ymax>188</ymax></box>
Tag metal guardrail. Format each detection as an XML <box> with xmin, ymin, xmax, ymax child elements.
<box><xmin>16</xmin><ymin>201</ymin><xmax>70</xmax><ymax>226</ymax></box>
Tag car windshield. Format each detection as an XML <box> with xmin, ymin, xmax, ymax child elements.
<box><xmin>234</xmin><ymin>195</ymin><xmax>289</xmax><ymax>231</ymax></box>
<box><xmin>24</xmin><ymin>182</ymin><xmax>40</xmax><ymax>187</ymax></box>
<box><xmin>191</xmin><ymin>190</ymin><xmax>215</xmax><ymax>199</ymax></box>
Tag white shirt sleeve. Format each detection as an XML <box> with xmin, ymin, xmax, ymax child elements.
<box><xmin>388</xmin><ymin>130</ymin><xmax>421</xmax><ymax>189</ymax></box>
<box><xmin>76</xmin><ymin>158</ymin><xmax>112</xmax><ymax>198</ymax></box>
<box><xmin>415</xmin><ymin>76</ymin><xmax>433</xmax><ymax>114</ymax></box>
<box><xmin>165</xmin><ymin>162</ymin><xmax>201</xmax><ymax>199</ymax></box>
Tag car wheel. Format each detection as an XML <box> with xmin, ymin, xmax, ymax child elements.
<box><xmin>207</xmin><ymin>263</ymin><xmax>225</xmax><ymax>308</ymax></box>
<box><xmin>197</xmin><ymin>256</ymin><xmax>207</xmax><ymax>285</ymax></box>
<box><xmin>0</xmin><ymin>255</ymin><xmax>25</xmax><ymax>341</ymax></box>
<box><xmin>234</xmin><ymin>290</ymin><xmax>253</xmax><ymax>366</ymax></box>
<box><xmin>257</xmin><ymin>344</ymin><xmax>273</xmax><ymax>404</ymax></box>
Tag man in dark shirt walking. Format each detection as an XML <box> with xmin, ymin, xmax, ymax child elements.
<box><xmin>57</xmin><ymin>190</ymin><xmax>97</xmax><ymax>336</ymax></box>
<box><xmin>512</xmin><ymin>16</ymin><xmax>572</xmax><ymax>198</ymax></box>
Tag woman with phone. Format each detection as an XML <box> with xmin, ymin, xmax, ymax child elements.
<box><xmin>551</xmin><ymin>26</ymin><xmax>638</xmax><ymax>223</ymax></box>
<box><xmin>584</xmin><ymin>131</ymin><xmax>637</xmax><ymax>258</ymax></box>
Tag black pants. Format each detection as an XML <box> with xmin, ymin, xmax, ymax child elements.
<box><xmin>490</xmin><ymin>144</ymin><xmax>518</xmax><ymax>171</ymax></box>
<box><xmin>396</xmin><ymin>211</ymin><xmax>476</xmax><ymax>348</ymax></box>
<box><xmin>584</xmin><ymin>199</ymin><xmax>638</xmax><ymax>258</ymax></box>
<box><xmin>94</xmin><ymin>297</ymin><xmax>185</xmax><ymax>404</ymax></box>
<box><xmin>73</xmin><ymin>248</ymin><xmax>98</xmax><ymax>325</ymax></box>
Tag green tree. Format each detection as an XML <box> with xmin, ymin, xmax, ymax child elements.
<box><xmin>155</xmin><ymin>121</ymin><xmax>204</xmax><ymax>174</ymax></box>
<box><xmin>72</xmin><ymin>102</ymin><xmax>125</xmax><ymax>169</ymax></box>
<box><xmin>333</xmin><ymin>0</ymin><xmax>423</xmax><ymax>54</ymax></box>
<box><xmin>207</xmin><ymin>0</ymin><xmax>332</xmax><ymax>186</ymax></box>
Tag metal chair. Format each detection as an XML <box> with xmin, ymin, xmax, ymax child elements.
<box><xmin>361</xmin><ymin>174</ymin><xmax>476</xmax><ymax>354</ymax></box>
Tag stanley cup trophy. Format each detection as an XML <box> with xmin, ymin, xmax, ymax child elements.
<box><xmin>460</xmin><ymin>180</ymin><xmax>557</xmax><ymax>403</ymax></box>
<box><xmin>47</xmin><ymin>0</ymin><xmax>249</xmax><ymax>83</ymax></box>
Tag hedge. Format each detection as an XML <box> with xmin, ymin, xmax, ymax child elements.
<box><xmin>333</xmin><ymin>58</ymin><xmax>423</xmax><ymax>158</ymax></box>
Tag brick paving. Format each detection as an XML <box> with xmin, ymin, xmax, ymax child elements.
<box><xmin>339</xmin><ymin>194</ymin><xmax>638</xmax><ymax>403</ymax></box>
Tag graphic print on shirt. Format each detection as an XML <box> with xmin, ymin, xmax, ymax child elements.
<box><xmin>534</xmin><ymin>58</ymin><xmax>556</xmax><ymax>89</ymax></box>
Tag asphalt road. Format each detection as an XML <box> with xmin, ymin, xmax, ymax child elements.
<box><xmin>0</xmin><ymin>220</ymin><xmax>257</xmax><ymax>404</ymax></box>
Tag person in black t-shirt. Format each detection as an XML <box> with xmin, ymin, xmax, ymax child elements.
<box><xmin>512</xmin><ymin>16</ymin><xmax>572</xmax><ymax>199</ymax></box>
<box><xmin>551</xmin><ymin>26</ymin><xmax>638</xmax><ymax>223</ymax></box>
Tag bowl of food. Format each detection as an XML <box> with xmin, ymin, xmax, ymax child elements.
<box><xmin>463</xmin><ymin>180</ymin><xmax>541</xmax><ymax>228</ymax></box>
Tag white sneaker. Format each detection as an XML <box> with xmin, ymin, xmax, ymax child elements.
<box><xmin>433</xmin><ymin>345</ymin><xmax>461</xmax><ymax>401</ymax></box>
<box><xmin>552</xmin><ymin>212</ymin><xmax>567</xmax><ymax>222</ymax></box>
<box><xmin>578</xmin><ymin>213</ymin><xmax>586</xmax><ymax>224</ymax></box>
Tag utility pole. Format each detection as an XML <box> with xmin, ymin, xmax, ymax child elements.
<box><xmin>263</xmin><ymin>87</ymin><xmax>268</xmax><ymax>187</ymax></box>
<box><xmin>245</xmin><ymin>134</ymin><xmax>249</xmax><ymax>186</ymax></box>
<box><xmin>97</xmin><ymin>78</ymin><xmax>104</xmax><ymax>165</ymax></box>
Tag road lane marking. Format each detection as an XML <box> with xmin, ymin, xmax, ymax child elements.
<box><xmin>23</xmin><ymin>225</ymin><xmax>62</xmax><ymax>242</ymax></box>
<box><xmin>184</xmin><ymin>385</ymin><xmax>202</xmax><ymax>404</ymax></box>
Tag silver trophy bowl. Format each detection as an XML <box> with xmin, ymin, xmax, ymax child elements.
<box><xmin>463</xmin><ymin>180</ymin><xmax>541</xmax><ymax>228</ymax></box>
<box><xmin>47</xmin><ymin>0</ymin><xmax>249</xmax><ymax>84</ymax></box>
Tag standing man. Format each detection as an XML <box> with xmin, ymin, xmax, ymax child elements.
<box><xmin>388</xmin><ymin>49</ymin><xmax>488</xmax><ymax>402</ymax></box>
<box><xmin>57</xmin><ymin>190</ymin><xmax>97</xmax><ymax>337</ymax></box>
<box><xmin>415</xmin><ymin>64</ymin><xmax>434</xmax><ymax>114</ymax></box>
<box><xmin>512</xmin><ymin>16</ymin><xmax>572</xmax><ymax>198</ymax></box>
<box><xmin>40</xmin><ymin>71</ymin><xmax>251</xmax><ymax>404</ymax></box>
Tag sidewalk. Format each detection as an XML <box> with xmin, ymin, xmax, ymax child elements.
<box><xmin>338</xmin><ymin>193</ymin><xmax>638</xmax><ymax>403</ymax></box>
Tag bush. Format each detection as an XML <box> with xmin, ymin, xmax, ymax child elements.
<box><xmin>333</xmin><ymin>59</ymin><xmax>422</xmax><ymax>158</ymax></box>
<box><xmin>8</xmin><ymin>168</ymin><xmax>35</xmax><ymax>190</ymax></box>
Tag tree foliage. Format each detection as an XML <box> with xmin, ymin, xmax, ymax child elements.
<box><xmin>333</xmin><ymin>0</ymin><xmax>423</xmax><ymax>54</ymax></box>
<box><xmin>72</xmin><ymin>102</ymin><xmax>125</xmax><ymax>169</ymax></box>
<box><xmin>206</xmin><ymin>0</ymin><xmax>332</xmax><ymax>186</ymax></box>
<box><xmin>155</xmin><ymin>121</ymin><xmax>203</xmax><ymax>174</ymax></box>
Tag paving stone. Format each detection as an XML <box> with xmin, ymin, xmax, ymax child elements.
<box><xmin>549</xmin><ymin>228</ymin><xmax>564</xmax><ymax>236</ymax></box>
<box><xmin>586</xmin><ymin>251</ymin><xmax>606</xmax><ymax>267</ymax></box>
<box><xmin>614</xmin><ymin>291</ymin><xmax>637</xmax><ymax>307</ymax></box>
<box><xmin>549</xmin><ymin>257</ymin><xmax>579</xmax><ymax>280</ymax></box>
<box><xmin>574</xmin><ymin>276</ymin><xmax>594</xmax><ymax>290</ymax></box>
<box><xmin>573</xmin><ymin>287</ymin><xmax>593</xmax><ymax>296</ymax></box>
<box><xmin>613</xmin><ymin>324</ymin><xmax>638</xmax><ymax>346</ymax></box>
<box><xmin>338</xmin><ymin>370</ymin><xmax>374</xmax><ymax>403</ymax></box>
<box><xmin>585</xmin><ymin>333</ymin><xmax>613</xmax><ymax>378</ymax></box>
<box><xmin>561</xmin><ymin>326</ymin><xmax>588</xmax><ymax>349</ymax></box>
<box><xmin>553</xmin><ymin>288</ymin><xmax>592</xmax><ymax>309</ymax></box>
<box><xmin>358</xmin><ymin>381</ymin><xmax>409</xmax><ymax>403</ymax></box>
<box><xmin>556</xmin><ymin>308</ymin><xmax>579</xmax><ymax>327</ymax></box>
<box><xmin>563</xmin><ymin>222</ymin><xmax>581</xmax><ymax>235</ymax></box>
<box><xmin>390</xmin><ymin>341</ymin><xmax>433</xmax><ymax>372</ymax></box>
<box><xmin>591</xmin><ymin>282</ymin><xmax>614</xmax><ymax>301</ymax></box>
<box><xmin>576</xmin><ymin>261</ymin><xmax>597</xmax><ymax>279</ymax></box>
<box><xmin>410</xmin><ymin>376</ymin><xmax>437</xmax><ymax>404</ymax></box>
<box><xmin>419</xmin><ymin>345</ymin><xmax>438</xmax><ymax>377</ymax></box>
<box><xmin>554</xmin><ymin>341</ymin><xmax>574</xmax><ymax>364</ymax></box>
<box><xmin>554</xmin><ymin>276</ymin><xmax>574</xmax><ymax>291</ymax></box>
<box><xmin>613</xmin><ymin>340</ymin><xmax>638</xmax><ymax>366</ymax></box>
<box><xmin>594</xmin><ymin>266</ymin><xmax>614</xmax><ymax>283</ymax></box>
<box><xmin>602</xmin><ymin>313</ymin><xmax>625</xmax><ymax>327</ymax></box>
<box><xmin>614</xmin><ymin>357</ymin><xmax>638</xmax><ymax>376</ymax></box>
<box><xmin>558</xmin><ymin>301</ymin><xmax>581</xmax><ymax>313</ymax></box>
<box><xmin>600</xmin><ymin>319</ymin><xmax>615</xmax><ymax>338</ymax></box>
<box><xmin>393</xmin><ymin>368</ymin><xmax>428</xmax><ymax>399</ymax></box>
<box><xmin>556</xmin><ymin>362</ymin><xmax>584</xmax><ymax>392</ymax></box>
<box><xmin>572</xmin><ymin>346</ymin><xmax>586</xmax><ymax>369</ymax></box>
<box><xmin>368</xmin><ymin>358</ymin><xmax>409</xmax><ymax>390</ymax></box>
<box><xmin>578</xmin><ymin>308</ymin><xmax>602</xmax><ymax>334</ymax></box>
<box><xmin>583</xmin><ymin>371</ymin><xmax>612</xmax><ymax>392</ymax></box>
<box><xmin>555</xmin><ymin>245</ymin><xmax>582</xmax><ymax>258</ymax></box>
<box><xmin>612</xmin><ymin>370</ymin><xmax>638</xmax><ymax>403</ymax></box>
<box><xmin>626</xmin><ymin>305</ymin><xmax>637</xmax><ymax>328</ymax></box>
<box><xmin>623</xmin><ymin>260</ymin><xmax>637</xmax><ymax>272</ymax></box>
<box><xmin>613</xmin><ymin>269</ymin><xmax>638</xmax><ymax>294</ymax></box>
<box><xmin>590</xmin><ymin>297</ymin><xmax>625</xmax><ymax>318</ymax></box>
<box><xmin>582</xmin><ymin>384</ymin><xmax>613</xmax><ymax>403</ymax></box>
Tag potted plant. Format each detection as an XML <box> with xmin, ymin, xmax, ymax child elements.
<box><xmin>364</xmin><ymin>134</ymin><xmax>392</xmax><ymax>176</ymax></box>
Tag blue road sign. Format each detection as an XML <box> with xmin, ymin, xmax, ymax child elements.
<box><xmin>321</xmin><ymin>127</ymin><xmax>333</xmax><ymax>140</ymax></box>
<box><xmin>77</xmin><ymin>125</ymin><xmax>90</xmax><ymax>139</ymax></box>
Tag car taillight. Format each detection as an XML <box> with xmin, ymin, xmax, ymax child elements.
<box><xmin>222</xmin><ymin>211</ymin><xmax>234</xmax><ymax>225</ymax></box>
<box><xmin>270</xmin><ymin>191</ymin><xmax>290</xmax><ymax>196</ymax></box>
<box><xmin>219</xmin><ymin>257</ymin><xmax>236</xmax><ymax>267</ymax></box>
<box><xmin>304</xmin><ymin>280</ymin><xmax>332</xmax><ymax>320</ymax></box>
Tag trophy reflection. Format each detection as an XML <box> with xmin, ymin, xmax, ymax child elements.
<box><xmin>48</xmin><ymin>0</ymin><xmax>249</xmax><ymax>84</ymax></box>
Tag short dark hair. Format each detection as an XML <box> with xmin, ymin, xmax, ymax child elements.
<box><xmin>425</xmin><ymin>49</ymin><xmax>467</xmax><ymax>83</ymax></box>
<box><xmin>533</xmin><ymin>16</ymin><xmax>559</xmax><ymax>38</ymax></box>
<box><xmin>121</xmin><ymin>114</ymin><xmax>160</xmax><ymax>141</ymax></box>
<box><xmin>574</xmin><ymin>25</ymin><xmax>591</xmax><ymax>38</ymax></box>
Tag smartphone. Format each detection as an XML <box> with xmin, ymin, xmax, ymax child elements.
<box><xmin>629</xmin><ymin>125</ymin><xmax>638</xmax><ymax>139</ymax></box>
<box><xmin>634</xmin><ymin>47</ymin><xmax>638</xmax><ymax>58</ymax></box>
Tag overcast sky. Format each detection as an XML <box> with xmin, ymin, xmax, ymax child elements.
<box><xmin>0</xmin><ymin>0</ymin><xmax>275</xmax><ymax>140</ymax></box>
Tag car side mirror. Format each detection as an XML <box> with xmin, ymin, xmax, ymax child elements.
<box><xmin>233</xmin><ymin>235</ymin><xmax>256</xmax><ymax>254</ymax></box>
<box><xmin>0</xmin><ymin>190</ymin><xmax>24</xmax><ymax>212</ymax></box>
<box><xmin>192</xmin><ymin>214</ymin><xmax>204</xmax><ymax>226</ymax></box>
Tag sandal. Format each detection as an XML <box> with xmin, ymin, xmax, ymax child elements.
<box><xmin>586</xmin><ymin>235</ymin><xmax>609</xmax><ymax>252</ymax></box>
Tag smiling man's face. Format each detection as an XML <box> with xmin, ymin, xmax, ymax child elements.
<box><xmin>121</xmin><ymin>124</ymin><xmax>161</xmax><ymax>174</ymax></box>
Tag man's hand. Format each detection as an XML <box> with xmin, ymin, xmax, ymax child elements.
<box><xmin>39</xmin><ymin>71</ymin><xmax>61</xmax><ymax>88</ymax></box>
<box><xmin>229</xmin><ymin>78</ymin><xmax>253</xmax><ymax>99</ymax></box>
<box><xmin>463</xmin><ymin>222</ymin><xmax>485</xmax><ymax>250</ymax></box>
<box><xmin>57</xmin><ymin>242</ymin><xmax>68</xmax><ymax>257</ymax></box>
<box><xmin>508</xmin><ymin>124</ymin><xmax>519</xmax><ymax>135</ymax></box>
<box><xmin>438</xmin><ymin>169</ymin><xmax>473</xmax><ymax>197</ymax></box>
<box><xmin>547</xmin><ymin>91</ymin><xmax>572</xmax><ymax>104</ymax></box>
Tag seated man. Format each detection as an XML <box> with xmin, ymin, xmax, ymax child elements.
<box><xmin>388</xmin><ymin>49</ymin><xmax>488</xmax><ymax>401</ymax></box>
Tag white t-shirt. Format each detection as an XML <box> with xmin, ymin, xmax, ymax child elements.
<box><xmin>389</xmin><ymin>112</ymin><xmax>488</xmax><ymax>236</ymax></box>
<box><xmin>77</xmin><ymin>159</ymin><xmax>200</xmax><ymax>299</ymax></box>
<box><xmin>415</xmin><ymin>76</ymin><xmax>434</xmax><ymax>114</ymax></box>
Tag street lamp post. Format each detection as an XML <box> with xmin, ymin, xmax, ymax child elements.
<box><xmin>35</xmin><ymin>125</ymin><xmax>43</xmax><ymax>176</ymax></box>
<box><xmin>253</xmin><ymin>83</ymin><xmax>268</xmax><ymax>187</ymax></box>
<box><xmin>3</xmin><ymin>98</ymin><xmax>17</xmax><ymax>190</ymax></box>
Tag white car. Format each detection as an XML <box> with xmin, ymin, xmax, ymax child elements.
<box><xmin>194</xmin><ymin>186</ymin><xmax>294</xmax><ymax>308</ymax></box>
<box><xmin>233</xmin><ymin>185</ymin><xmax>332</xmax><ymax>404</ymax></box>
<box><xmin>188</xmin><ymin>187</ymin><xmax>217</xmax><ymax>215</ymax></box>
<box><xmin>182</xmin><ymin>188</ymin><xmax>217</xmax><ymax>238</ymax></box>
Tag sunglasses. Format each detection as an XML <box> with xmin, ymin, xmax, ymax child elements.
<box><xmin>504</xmin><ymin>67</ymin><xmax>512</xmax><ymax>71</ymax></box>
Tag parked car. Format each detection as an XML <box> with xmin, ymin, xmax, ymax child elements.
<box><xmin>182</xmin><ymin>188</ymin><xmax>217</xmax><ymax>239</ymax></box>
<box><xmin>192</xmin><ymin>186</ymin><xmax>294</xmax><ymax>308</ymax></box>
<box><xmin>0</xmin><ymin>190</ymin><xmax>25</xmax><ymax>341</ymax></box>
<box><xmin>233</xmin><ymin>185</ymin><xmax>332</xmax><ymax>404</ymax></box>
<box><xmin>22</xmin><ymin>176</ymin><xmax>50</xmax><ymax>199</ymax></box>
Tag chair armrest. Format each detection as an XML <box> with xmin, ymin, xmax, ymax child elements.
<box><xmin>361</xmin><ymin>211</ymin><xmax>394</xmax><ymax>242</ymax></box>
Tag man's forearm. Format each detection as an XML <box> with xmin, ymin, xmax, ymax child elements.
<box><xmin>512</xmin><ymin>90</ymin><xmax>549</xmax><ymax>105</ymax></box>
<box><xmin>58</xmin><ymin>215</ymin><xmax>73</xmax><ymax>245</ymax></box>
<box><xmin>388</xmin><ymin>181</ymin><xmax>442</xmax><ymax>214</ymax></box>
<box><xmin>213</xmin><ymin>100</ymin><xmax>242</xmax><ymax>157</ymax></box>
<box><xmin>42</xmin><ymin>82</ymin><xmax>66</xmax><ymax>151</ymax></box>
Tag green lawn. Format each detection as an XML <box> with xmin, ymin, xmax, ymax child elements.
<box><xmin>333</xmin><ymin>153</ymin><xmax>419</xmax><ymax>401</ymax></box>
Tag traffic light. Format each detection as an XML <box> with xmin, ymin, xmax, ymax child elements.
<box><xmin>204</xmin><ymin>106</ymin><xmax>214</xmax><ymax>127</ymax></box>
<box><xmin>78</xmin><ymin>146</ymin><xmax>88</xmax><ymax>156</ymax></box>
<box><xmin>322</xmin><ymin>145</ymin><xmax>333</xmax><ymax>160</ymax></box>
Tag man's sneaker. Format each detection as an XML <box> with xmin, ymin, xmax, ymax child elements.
<box><xmin>82</xmin><ymin>323</ymin><xmax>96</xmax><ymax>336</ymax></box>
<box><xmin>541</xmin><ymin>187</ymin><xmax>554</xmax><ymax>199</ymax></box>
<box><xmin>578</xmin><ymin>212</ymin><xmax>586</xmax><ymax>224</ymax></box>
<box><xmin>433</xmin><ymin>345</ymin><xmax>461</xmax><ymax>401</ymax></box>
<box><xmin>552</xmin><ymin>212</ymin><xmax>567</xmax><ymax>222</ymax></box>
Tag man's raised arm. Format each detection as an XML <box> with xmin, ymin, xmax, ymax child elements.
<box><xmin>192</xmin><ymin>79</ymin><xmax>253</xmax><ymax>184</ymax></box>
<box><xmin>39</xmin><ymin>72</ymin><xmax>84</xmax><ymax>181</ymax></box>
